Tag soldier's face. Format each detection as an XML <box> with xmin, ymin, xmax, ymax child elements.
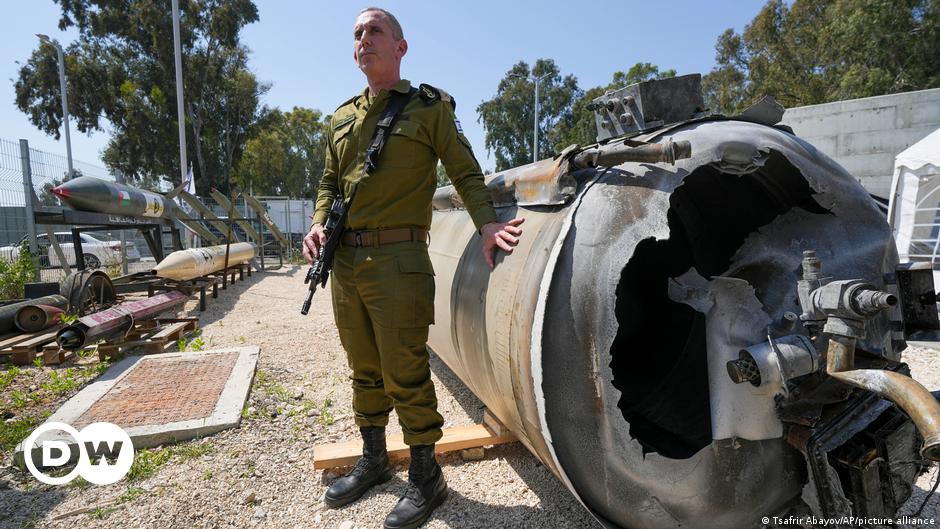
<box><xmin>353</xmin><ymin>11</ymin><xmax>407</xmax><ymax>78</ymax></box>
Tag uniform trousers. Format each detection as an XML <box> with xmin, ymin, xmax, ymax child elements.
<box><xmin>330</xmin><ymin>240</ymin><xmax>444</xmax><ymax>446</ymax></box>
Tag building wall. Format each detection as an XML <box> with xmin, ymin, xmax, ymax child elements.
<box><xmin>780</xmin><ymin>87</ymin><xmax>940</xmax><ymax>198</ymax></box>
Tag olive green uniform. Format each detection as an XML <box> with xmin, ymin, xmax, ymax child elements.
<box><xmin>313</xmin><ymin>79</ymin><xmax>496</xmax><ymax>446</ymax></box>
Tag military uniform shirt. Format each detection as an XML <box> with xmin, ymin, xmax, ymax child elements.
<box><xmin>312</xmin><ymin>79</ymin><xmax>497</xmax><ymax>232</ymax></box>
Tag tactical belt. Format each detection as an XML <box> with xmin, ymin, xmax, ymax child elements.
<box><xmin>341</xmin><ymin>227</ymin><xmax>429</xmax><ymax>247</ymax></box>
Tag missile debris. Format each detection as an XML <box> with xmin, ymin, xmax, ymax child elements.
<box><xmin>152</xmin><ymin>243</ymin><xmax>256</xmax><ymax>281</ymax></box>
<box><xmin>14</xmin><ymin>305</ymin><xmax>64</xmax><ymax>332</ymax></box>
<box><xmin>55</xmin><ymin>290</ymin><xmax>188</xmax><ymax>350</ymax></box>
<box><xmin>0</xmin><ymin>295</ymin><xmax>68</xmax><ymax>335</ymax></box>
<box><xmin>51</xmin><ymin>176</ymin><xmax>177</xmax><ymax>219</ymax></box>
<box><xmin>425</xmin><ymin>76</ymin><xmax>930</xmax><ymax>528</ymax></box>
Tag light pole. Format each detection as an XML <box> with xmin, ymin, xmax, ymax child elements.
<box><xmin>171</xmin><ymin>0</ymin><xmax>189</xmax><ymax>190</ymax></box>
<box><xmin>509</xmin><ymin>71</ymin><xmax>552</xmax><ymax>163</ymax></box>
<box><xmin>36</xmin><ymin>34</ymin><xmax>74</xmax><ymax>180</ymax></box>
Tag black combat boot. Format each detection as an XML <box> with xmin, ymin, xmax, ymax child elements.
<box><xmin>323</xmin><ymin>426</ymin><xmax>393</xmax><ymax>508</ymax></box>
<box><xmin>383</xmin><ymin>444</ymin><xmax>448</xmax><ymax>529</ymax></box>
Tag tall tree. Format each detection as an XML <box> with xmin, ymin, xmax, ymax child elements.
<box><xmin>477</xmin><ymin>59</ymin><xmax>580</xmax><ymax>171</ymax></box>
<box><xmin>555</xmin><ymin>63</ymin><xmax>677</xmax><ymax>149</ymax></box>
<box><xmin>703</xmin><ymin>0</ymin><xmax>940</xmax><ymax>114</ymax></box>
<box><xmin>14</xmin><ymin>0</ymin><xmax>265</xmax><ymax>193</ymax></box>
<box><xmin>235</xmin><ymin>107</ymin><xmax>327</xmax><ymax>197</ymax></box>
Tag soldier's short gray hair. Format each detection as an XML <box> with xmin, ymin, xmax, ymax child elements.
<box><xmin>358</xmin><ymin>7</ymin><xmax>404</xmax><ymax>40</ymax></box>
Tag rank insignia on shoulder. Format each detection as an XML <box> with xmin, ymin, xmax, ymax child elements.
<box><xmin>418</xmin><ymin>83</ymin><xmax>439</xmax><ymax>103</ymax></box>
<box><xmin>333</xmin><ymin>114</ymin><xmax>355</xmax><ymax>129</ymax></box>
<box><xmin>454</xmin><ymin>117</ymin><xmax>464</xmax><ymax>134</ymax></box>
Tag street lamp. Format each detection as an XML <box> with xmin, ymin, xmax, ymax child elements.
<box><xmin>36</xmin><ymin>34</ymin><xmax>74</xmax><ymax>180</ymax></box>
<box><xmin>171</xmin><ymin>0</ymin><xmax>189</xmax><ymax>190</ymax></box>
<box><xmin>509</xmin><ymin>71</ymin><xmax>552</xmax><ymax>163</ymax></box>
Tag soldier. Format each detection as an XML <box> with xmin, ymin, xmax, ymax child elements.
<box><xmin>302</xmin><ymin>7</ymin><xmax>524</xmax><ymax>529</ymax></box>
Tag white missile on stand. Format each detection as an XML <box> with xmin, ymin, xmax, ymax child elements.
<box><xmin>152</xmin><ymin>243</ymin><xmax>256</xmax><ymax>281</ymax></box>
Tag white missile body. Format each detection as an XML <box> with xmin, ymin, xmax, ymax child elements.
<box><xmin>153</xmin><ymin>243</ymin><xmax>256</xmax><ymax>281</ymax></box>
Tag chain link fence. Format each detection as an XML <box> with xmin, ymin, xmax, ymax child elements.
<box><xmin>0</xmin><ymin>137</ymin><xmax>304</xmax><ymax>288</ymax></box>
<box><xmin>0</xmin><ymin>138</ymin><xmax>157</xmax><ymax>282</ymax></box>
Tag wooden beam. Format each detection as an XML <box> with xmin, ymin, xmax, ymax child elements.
<box><xmin>312</xmin><ymin>423</ymin><xmax>517</xmax><ymax>470</ymax></box>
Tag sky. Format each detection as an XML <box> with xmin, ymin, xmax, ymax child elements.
<box><xmin>0</xmin><ymin>0</ymin><xmax>766</xmax><ymax>177</ymax></box>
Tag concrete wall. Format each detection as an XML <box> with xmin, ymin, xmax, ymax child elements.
<box><xmin>780</xmin><ymin>88</ymin><xmax>940</xmax><ymax>198</ymax></box>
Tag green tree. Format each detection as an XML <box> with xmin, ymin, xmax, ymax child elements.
<box><xmin>555</xmin><ymin>63</ymin><xmax>677</xmax><ymax>148</ymax></box>
<box><xmin>14</xmin><ymin>0</ymin><xmax>266</xmax><ymax>193</ymax></box>
<box><xmin>702</xmin><ymin>0</ymin><xmax>940</xmax><ymax>114</ymax></box>
<box><xmin>235</xmin><ymin>107</ymin><xmax>327</xmax><ymax>197</ymax></box>
<box><xmin>477</xmin><ymin>59</ymin><xmax>580</xmax><ymax>171</ymax></box>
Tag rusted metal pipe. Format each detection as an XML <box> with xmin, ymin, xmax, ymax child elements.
<box><xmin>571</xmin><ymin>139</ymin><xmax>691</xmax><ymax>169</ymax></box>
<box><xmin>826</xmin><ymin>334</ymin><xmax>940</xmax><ymax>461</ymax></box>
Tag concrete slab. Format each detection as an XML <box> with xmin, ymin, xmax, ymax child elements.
<box><xmin>16</xmin><ymin>346</ymin><xmax>260</xmax><ymax>466</ymax></box>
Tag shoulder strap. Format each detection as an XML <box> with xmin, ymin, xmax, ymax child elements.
<box><xmin>364</xmin><ymin>87</ymin><xmax>417</xmax><ymax>174</ymax></box>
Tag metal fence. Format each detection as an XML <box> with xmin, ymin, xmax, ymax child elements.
<box><xmin>0</xmin><ymin>136</ymin><xmax>303</xmax><ymax>282</ymax></box>
<box><xmin>0</xmin><ymin>138</ymin><xmax>155</xmax><ymax>281</ymax></box>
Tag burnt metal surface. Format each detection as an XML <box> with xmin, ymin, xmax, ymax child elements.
<box><xmin>590</xmin><ymin>74</ymin><xmax>704</xmax><ymax>141</ymax></box>
<box><xmin>427</xmin><ymin>119</ymin><xmax>911</xmax><ymax>528</ymax></box>
<box><xmin>55</xmin><ymin>290</ymin><xmax>188</xmax><ymax>350</ymax></box>
<box><xmin>826</xmin><ymin>335</ymin><xmax>940</xmax><ymax>461</ymax></box>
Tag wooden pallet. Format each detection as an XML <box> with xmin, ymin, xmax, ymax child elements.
<box><xmin>312</xmin><ymin>409</ymin><xmax>517</xmax><ymax>470</ymax></box>
<box><xmin>0</xmin><ymin>326</ymin><xmax>64</xmax><ymax>366</ymax></box>
<box><xmin>40</xmin><ymin>345</ymin><xmax>75</xmax><ymax>366</ymax></box>
<box><xmin>96</xmin><ymin>317</ymin><xmax>199</xmax><ymax>361</ymax></box>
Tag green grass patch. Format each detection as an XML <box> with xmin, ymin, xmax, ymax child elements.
<box><xmin>317</xmin><ymin>398</ymin><xmax>335</xmax><ymax>426</ymax></box>
<box><xmin>41</xmin><ymin>368</ymin><xmax>78</xmax><ymax>394</ymax></box>
<box><xmin>0</xmin><ymin>366</ymin><xmax>21</xmax><ymax>390</ymax></box>
<box><xmin>0</xmin><ymin>416</ymin><xmax>36</xmax><ymax>452</ymax></box>
<box><xmin>126</xmin><ymin>447</ymin><xmax>173</xmax><ymax>482</ymax></box>
<box><xmin>67</xmin><ymin>476</ymin><xmax>90</xmax><ymax>489</ymax></box>
<box><xmin>118</xmin><ymin>486</ymin><xmax>144</xmax><ymax>504</ymax></box>
<box><xmin>175</xmin><ymin>441</ymin><xmax>215</xmax><ymax>462</ymax></box>
<box><xmin>87</xmin><ymin>506</ymin><xmax>118</xmax><ymax>519</ymax></box>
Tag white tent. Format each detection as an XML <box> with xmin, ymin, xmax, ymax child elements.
<box><xmin>888</xmin><ymin>129</ymin><xmax>940</xmax><ymax>274</ymax></box>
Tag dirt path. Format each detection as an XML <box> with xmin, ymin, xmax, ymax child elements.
<box><xmin>0</xmin><ymin>265</ymin><xmax>937</xmax><ymax>528</ymax></box>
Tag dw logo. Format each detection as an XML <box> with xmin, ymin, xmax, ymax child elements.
<box><xmin>22</xmin><ymin>422</ymin><xmax>134</xmax><ymax>485</ymax></box>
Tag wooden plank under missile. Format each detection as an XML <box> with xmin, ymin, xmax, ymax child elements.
<box><xmin>208</xmin><ymin>189</ymin><xmax>260</xmax><ymax>242</ymax></box>
<box><xmin>243</xmin><ymin>194</ymin><xmax>288</xmax><ymax>246</ymax></box>
<box><xmin>175</xmin><ymin>208</ymin><xmax>222</xmax><ymax>245</ymax></box>
<box><xmin>177</xmin><ymin>190</ymin><xmax>240</xmax><ymax>242</ymax></box>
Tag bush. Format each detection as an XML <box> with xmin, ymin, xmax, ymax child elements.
<box><xmin>0</xmin><ymin>242</ymin><xmax>37</xmax><ymax>299</ymax></box>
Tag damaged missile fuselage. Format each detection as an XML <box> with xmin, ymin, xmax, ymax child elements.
<box><xmin>428</xmin><ymin>111</ymin><xmax>931</xmax><ymax>528</ymax></box>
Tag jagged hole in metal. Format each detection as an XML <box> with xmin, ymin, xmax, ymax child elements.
<box><xmin>610</xmin><ymin>150</ymin><xmax>830</xmax><ymax>458</ymax></box>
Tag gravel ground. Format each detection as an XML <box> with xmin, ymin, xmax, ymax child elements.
<box><xmin>0</xmin><ymin>264</ymin><xmax>937</xmax><ymax>529</ymax></box>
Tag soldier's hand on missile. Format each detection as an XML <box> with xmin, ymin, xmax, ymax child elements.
<box><xmin>480</xmin><ymin>218</ymin><xmax>524</xmax><ymax>269</ymax></box>
<box><xmin>303</xmin><ymin>224</ymin><xmax>328</xmax><ymax>265</ymax></box>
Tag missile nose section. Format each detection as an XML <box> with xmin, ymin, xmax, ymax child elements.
<box><xmin>52</xmin><ymin>175</ymin><xmax>175</xmax><ymax>219</ymax></box>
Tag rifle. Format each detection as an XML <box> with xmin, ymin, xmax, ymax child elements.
<box><xmin>301</xmin><ymin>88</ymin><xmax>414</xmax><ymax>314</ymax></box>
<box><xmin>300</xmin><ymin>194</ymin><xmax>350</xmax><ymax>315</ymax></box>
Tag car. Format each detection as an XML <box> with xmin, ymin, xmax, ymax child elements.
<box><xmin>0</xmin><ymin>232</ymin><xmax>141</xmax><ymax>270</ymax></box>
